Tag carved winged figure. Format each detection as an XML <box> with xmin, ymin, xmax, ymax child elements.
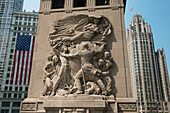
<box><xmin>49</xmin><ymin>14</ymin><xmax>111</xmax><ymax>46</ymax></box>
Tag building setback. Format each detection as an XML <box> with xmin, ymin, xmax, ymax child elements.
<box><xmin>155</xmin><ymin>48</ymin><xmax>170</xmax><ymax>102</ymax></box>
<box><xmin>0</xmin><ymin>11</ymin><xmax>38</xmax><ymax>113</ymax></box>
<box><xmin>127</xmin><ymin>14</ymin><xmax>170</xmax><ymax>112</ymax></box>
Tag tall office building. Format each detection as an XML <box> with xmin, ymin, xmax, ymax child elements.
<box><xmin>155</xmin><ymin>48</ymin><xmax>170</xmax><ymax>103</ymax></box>
<box><xmin>127</xmin><ymin>14</ymin><xmax>169</xmax><ymax>112</ymax></box>
<box><xmin>0</xmin><ymin>0</ymin><xmax>24</xmax><ymax>90</ymax></box>
<box><xmin>0</xmin><ymin>11</ymin><xmax>38</xmax><ymax>113</ymax></box>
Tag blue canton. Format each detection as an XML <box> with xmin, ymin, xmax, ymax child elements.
<box><xmin>16</xmin><ymin>35</ymin><xmax>31</xmax><ymax>51</ymax></box>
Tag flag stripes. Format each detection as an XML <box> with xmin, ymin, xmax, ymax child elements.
<box><xmin>11</xmin><ymin>35</ymin><xmax>35</xmax><ymax>85</ymax></box>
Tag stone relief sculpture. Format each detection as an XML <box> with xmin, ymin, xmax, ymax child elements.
<box><xmin>42</xmin><ymin>14</ymin><xmax>114</xmax><ymax>96</ymax></box>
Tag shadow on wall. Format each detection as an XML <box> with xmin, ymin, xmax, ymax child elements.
<box><xmin>107</xmin><ymin>28</ymin><xmax>119</xmax><ymax>97</ymax></box>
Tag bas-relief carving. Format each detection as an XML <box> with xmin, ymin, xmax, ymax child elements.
<box><xmin>118</xmin><ymin>104</ymin><xmax>137</xmax><ymax>111</ymax></box>
<box><xmin>21</xmin><ymin>103</ymin><xmax>36</xmax><ymax>111</ymax></box>
<box><xmin>41</xmin><ymin>14</ymin><xmax>114</xmax><ymax>96</ymax></box>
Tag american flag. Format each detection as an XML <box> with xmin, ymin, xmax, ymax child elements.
<box><xmin>11</xmin><ymin>35</ymin><xmax>35</xmax><ymax>85</ymax></box>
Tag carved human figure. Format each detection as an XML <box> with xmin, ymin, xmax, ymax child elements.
<box><xmin>103</xmin><ymin>51</ymin><xmax>114</xmax><ymax>94</ymax></box>
<box><xmin>104</xmin><ymin>51</ymin><xmax>113</xmax><ymax>70</ymax></box>
<box><xmin>50</xmin><ymin>45</ymin><xmax>70</xmax><ymax>96</ymax></box>
<box><xmin>97</xmin><ymin>58</ymin><xmax>112</xmax><ymax>95</ymax></box>
<box><xmin>41</xmin><ymin>54</ymin><xmax>59</xmax><ymax>96</ymax></box>
<box><xmin>61</xmin><ymin>42</ymin><xmax>107</xmax><ymax>95</ymax></box>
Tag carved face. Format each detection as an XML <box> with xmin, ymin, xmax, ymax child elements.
<box><xmin>62</xmin><ymin>45</ymin><xmax>69</xmax><ymax>53</ymax></box>
<box><xmin>98</xmin><ymin>59</ymin><xmax>105</xmax><ymax>66</ymax></box>
<box><xmin>93</xmin><ymin>18</ymin><xmax>100</xmax><ymax>25</ymax></box>
<box><xmin>104</xmin><ymin>51</ymin><xmax>111</xmax><ymax>59</ymax></box>
<box><xmin>52</xmin><ymin>55</ymin><xmax>59</xmax><ymax>63</ymax></box>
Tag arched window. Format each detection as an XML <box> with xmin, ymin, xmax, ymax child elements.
<box><xmin>96</xmin><ymin>0</ymin><xmax>109</xmax><ymax>6</ymax></box>
<box><xmin>52</xmin><ymin>0</ymin><xmax>65</xmax><ymax>9</ymax></box>
<box><xmin>73</xmin><ymin>0</ymin><xmax>86</xmax><ymax>7</ymax></box>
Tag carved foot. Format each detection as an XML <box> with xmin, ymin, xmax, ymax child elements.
<box><xmin>50</xmin><ymin>92</ymin><xmax>55</xmax><ymax>96</ymax></box>
<box><xmin>75</xmin><ymin>90</ymin><xmax>83</xmax><ymax>94</ymax></box>
<box><xmin>102</xmin><ymin>91</ymin><xmax>107</xmax><ymax>96</ymax></box>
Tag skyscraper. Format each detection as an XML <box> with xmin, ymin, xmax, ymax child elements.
<box><xmin>0</xmin><ymin>11</ymin><xmax>38</xmax><ymax>113</ymax></box>
<box><xmin>127</xmin><ymin>14</ymin><xmax>169</xmax><ymax>112</ymax></box>
<box><xmin>0</xmin><ymin>0</ymin><xmax>24</xmax><ymax>90</ymax></box>
<box><xmin>155</xmin><ymin>48</ymin><xmax>170</xmax><ymax>106</ymax></box>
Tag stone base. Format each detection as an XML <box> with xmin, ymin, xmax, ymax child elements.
<box><xmin>20</xmin><ymin>95</ymin><xmax>138</xmax><ymax>113</ymax></box>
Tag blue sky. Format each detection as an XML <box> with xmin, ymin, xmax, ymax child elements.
<box><xmin>23</xmin><ymin>0</ymin><xmax>170</xmax><ymax>74</ymax></box>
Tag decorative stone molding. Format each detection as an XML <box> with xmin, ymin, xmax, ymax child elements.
<box><xmin>111</xmin><ymin>6</ymin><xmax>119</xmax><ymax>10</ymax></box>
<box><xmin>21</xmin><ymin>103</ymin><xmax>37</xmax><ymax>111</ymax></box>
<box><xmin>118</xmin><ymin>104</ymin><xmax>137</xmax><ymax>111</ymax></box>
<box><xmin>61</xmin><ymin>108</ymin><xmax>88</xmax><ymax>113</ymax></box>
<box><xmin>43</xmin><ymin>11</ymin><xmax>50</xmax><ymax>15</ymax></box>
<box><xmin>65</xmin><ymin>10</ymin><xmax>73</xmax><ymax>13</ymax></box>
<box><xmin>88</xmin><ymin>8</ymin><xmax>95</xmax><ymax>12</ymax></box>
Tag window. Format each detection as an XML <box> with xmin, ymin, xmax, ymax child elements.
<box><xmin>18</xmin><ymin>27</ymin><xmax>21</xmax><ymax>30</ymax></box>
<box><xmin>18</xmin><ymin>93</ymin><xmax>22</xmax><ymax>98</ymax></box>
<box><xmin>29</xmin><ymin>17</ymin><xmax>31</xmax><ymax>21</ymax></box>
<box><xmin>6</xmin><ymin>80</ymin><xmax>9</xmax><ymax>84</ymax></box>
<box><xmin>14</xmin><ymin>93</ymin><xmax>17</xmax><ymax>98</ymax></box>
<box><xmin>25</xmin><ymin>87</ymin><xmax>28</xmax><ymax>91</ymax></box>
<box><xmin>13</xmin><ymin>32</ymin><xmax>16</xmax><ymax>36</ymax></box>
<box><xmin>10</xmin><ymin>49</ymin><xmax>14</xmax><ymax>53</ymax></box>
<box><xmin>27</xmin><ymin>28</ymin><xmax>30</xmax><ymax>31</ymax></box>
<box><xmin>96</xmin><ymin>0</ymin><xmax>109</xmax><ymax>6</ymax></box>
<box><xmin>5</xmin><ymin>87</ymin><xmax>8</xmax><ymax>90</ymax></box>
<box><xmin>3</xmin><ymin>93</ymin><xmax>7</xmax><ymax>98</ymax></box>
<box><xmin>13</xmin><ymin>102</ymin><xmax>20</xmax><ymax>107</ymax></box>
<box><xmin>8</xmin><ymin>93</ymin><xmax>11</xmax><ymax>98</ymax></box>
<box><xmin>10</xmin><ymin>55</ymin><xmax>13</xmax><ymax>59</ymax></box>
<box><xmin>9</xmin><ymin>87</ymin><xmax>12</xmax><ymax>91</ymax></box>
<box><xmin>15</xmin><ymin>17</ymin><xmax>18</xmax><ymax>20</ymax></box>
<box><xmin>12</xmin><ymin>110</ymin><xmax>19</xmax><ymax>113</ymax></box>
<box><xmin>14</xmin><ymin>27</ymin><xmax>17</xmax><ymax>30</ymax></box>
<box><xmin>15</xmin><ymin>87</ymin><xmax>18</xmax><ymax>91</ymax></box>
<box><xmin>25</xmin><ymin>17</ymin><xmax>27</xmax><ymax>21</ymax></box>
<box><xmin>28</xmin><ymin>23</ymin><xmax>31</xmax><ymax>26</ymax></box>
<box><xmin>32</xmin><ymin>28</ymin><xmax>35</xmax><ymax>31</ymax></box>
<box><xmin>24</xmin><ymin>22</ymin><xmax>27</xmax><ymax>25</ymax></box>
<box><xmin>23</xmin><ymin>28</ymin><xmax>26</xmax><ymax>31</ymax></box>
<box><xmin>19</xmin><ymin>22</ymin><xmax>22</xmax><ymax>25</ymax></box>
<box><xmin>7</xmin><ymin>73</ymin><xmax>10</xmax><ymax>77</ymax></box>
<box><xmin>20</xmin><ymin>87</ymin><xmax>22</xmax><ymax>91</ymax></box>
<box><xmin>33</xmin><ymin>18</ymin><xmax>37</xmax><ymax>21</ymax></box>
<box><xmin>73</xmin><ymin>0</ymin><xmax>86</xmax><ymax>7</ymax></box>
<box><xmin>2</xmin><ymin>102</ymin><xmax>10</xmax><ymax>107</ymax></box>
<box><xmin>12</xmin><ymin>38</ymin><xmax>15</xmax><ymax>41</ymax></box>
<box><xmin>52</xmin><ymin>0</ymin><xmax>65</xmax><ymax>9</ymax></box>
<box><xmin>1</xmin><ymin>109</ymin><xmax>9</xmax><ymax>113</ymax></box>
<box><xmin>24</xmin><ymin>94</ymin><xmax>27</xmax><ymax>98</ymax></box>
<box><xmin>8</xmin><ymin>67</ymin><xmax>11</xmax><ymax>71</ymax></box>
<box><xmin>20</xmin><ymin>17</ymin><xmax>23</xmax><ymax>21</ymax></box>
